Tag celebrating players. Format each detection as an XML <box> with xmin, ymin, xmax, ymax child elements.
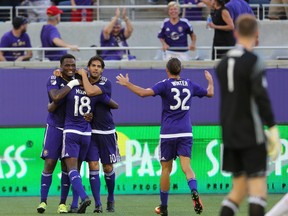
<box><xmin>116</xmin><ymin>57</ymin><xmax>214</xmax><ymax>215</ymax></box>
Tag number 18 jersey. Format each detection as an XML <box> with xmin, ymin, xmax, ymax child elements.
<box><xmin>152</xmin><ymin>78</ymin><xmax>207</xmax><ymax>138</ymax></box>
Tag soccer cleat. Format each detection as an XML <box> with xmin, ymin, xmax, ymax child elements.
<box><xmin>37</xmin><ymin>202</ymin><xmax>47</xmax><ymax>214</ymax></box>
<box><xmin>154</xmin><ymin>205</ymin><xmax>168</xmax><ymax>216</ymax></box>
<box><xmin>77</xmin><ymin>198</ymin><xmax>91</xmax><ymax>214</ymax></box>
<box><xmin>191</xmin><ymin>190</ymin><xmax>203</xmax><ymax>214</ymax></box>
<box><xmin>94</xmin><ymin>205</ymin><xmax>103</xmax><ymax>213</ymax></box>
<box><xmin>106</xmin><ymin>201</ymin><xmax>115</xmax><ymax>212</ymax></box>
<box><xmin>57</xmin><ymin>204</ymin><xmax>68</xmax><ymax>213</ymax></box>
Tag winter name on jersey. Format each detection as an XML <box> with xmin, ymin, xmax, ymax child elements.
<box><xmin>171</xmin><ymin>80</ymin><xmax>188</xmax><ymax>86</ymax></box>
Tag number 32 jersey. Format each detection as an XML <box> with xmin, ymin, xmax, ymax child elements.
<box><xmin>64</xmin><ymin>86</ymin><xmax>110</xmax><ymax>134</ymax></box>
<box><xmin>152</xmin><ymin>78</ymin><xmax>207</xmax><ymax>138</ymax></box>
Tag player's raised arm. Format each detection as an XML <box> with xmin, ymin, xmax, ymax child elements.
<box><xmin>116</xmin><ymin>73</ymin><xmax>155</xmax><ymax>97</ymax></box>
<box><xmin>204</xmin><ymin>70</ymin><xmax>214</xmax><ymax>97</ymax></box>
<box><xmin>77</xmin><ymin>68</ymin><xmax>103</xmax><ymax>96</ymax></box>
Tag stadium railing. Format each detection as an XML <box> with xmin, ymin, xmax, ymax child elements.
<box><xmin>0</xmin><ymin>6</ymin><xmax>13</xmax><ymax>22</ymax></box>
<box><xmin>262</xmin><ymin>3</ymin><xmax>288</xmax><ymax>20</ymax></box>
<box><xmin>13</xmin><ymin>4</ymin><xmax>262</xmax><ymax>22</ymax></box>
<box><xmin>1</xmin><ymin>46</ymin><xmax>288</xmax><ymax>62</ymax></box>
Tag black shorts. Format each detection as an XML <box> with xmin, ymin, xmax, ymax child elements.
<box><xmin>222</xmin><ymin>144</ymin><xmax>267</xmax><ymax>177</ymax></box>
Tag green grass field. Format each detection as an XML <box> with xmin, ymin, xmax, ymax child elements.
<box><xmin>0</xmin><ymin>194</ymin><xmax>284</xmax><ymax>215</ymax></box>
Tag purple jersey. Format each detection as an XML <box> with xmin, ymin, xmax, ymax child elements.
<box><xmin>46</xmin><ymin>75</ymin><xmax>68</xmax><ymax>128</ymax></box>
<box><xmin>100</xmin><ymin>28</ymin><xmax>130</xmax><ymax>60</ymax></box>
<box><xmin>40</xmin><ymin>24</ymin><xmax>67</xmax><ymax>61</ymax></box>
<box><xmin>152</xmin><ymin>78</ymin><xmax>207</xmax><ymax>137</ymax></box>
<box><xmin>91</xmin><ymin>76</ymin><xmax>115</xmax><ymax>132</ymax></box>
<box><xmin>75</xmin><ymin>0</ymin><xmax>92</xmax><ymax>5</ymax></box>
<box><xmin>183</xmin><ymin>0</ymin><xmax>203</xmax><ymax>21</ymax></box>
<box><xmin>225</xmin><ymin>0</ymin><xmax>254</xmax><ymax>22</ymax></box>
<box><xmin>64</xmin><ymin>86</ymin><xmax>110</xmax><ymax>134</ymax></box>
<box><xmin>158</xmin><ymin>18</ymin><xmax>193</xmax><ymax>52</ymax></box>
<box><xmin>0</xmin><ymin>30</ymin><xmax>32</xmax><ymax>61</ymax></box>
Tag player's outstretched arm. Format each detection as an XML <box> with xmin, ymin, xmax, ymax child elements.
<box><xmin>77</xmin><ymin>68</ymin><xmax>103</xmax><ymax>96</ymax></box>
<box><xmin>116</xmin><ymin>73</ymin><xmax>154</xmax><ymax>97</ymax></box>
<box><xmin>204</xmin><ymin>70</ymin><xmax>214</xmax><ymax>97</ymax></box>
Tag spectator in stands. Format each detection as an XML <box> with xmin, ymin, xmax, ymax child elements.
<box><xmin>51</xmin><ymin>0</ymin><xmax>72</xmax><ymax>21</ymax></box>
<box><xmin>100</xmin><ymin>8</ymin><xmax>135</xmax><ymax>61</ymax></box>
<box><xmin>225</xmin><ymin>0</ymin><xmax>254</xmax><ymax>22</ymax></box>
<box><xmin>182</xmin><ymin>0</ymin><xmax>206</xmax><ymax>21</ymax></box>
<box><xmin>158</xmin><ymin>1</ymin><xmax>196</xmax><ymax>61</ymax></box>
<box><xmin>202</xmin><ymin>0</ymin><xmax>254</xmax><ymax>22</ymax></box>
<box><xmin>40</xmin><ymin>5</ymin><xmax>78</xmax><ymax>61</ymax></box>
<box><xmin>21</xmin><ymin>0</ymin><xmax>51</xmax><ymax>22</ymax></box>
<box><xmin>71</xmin><ymin>0</ymin><xmax>93</xmax><ymax>22</ymax></box>
<box><xmin>268</xmin><ymin>0</ymin><xmax>288</xmax><ymax>19</ymax></box>
<box><xmin>0</xmin><ymin>16</ymin><xmax>32</xmax><ymax>61</ymax></box>
<box><xmin>207</xmin><ymin>0</ymin><xmax>235</xmax><ymax>60</ymax></box>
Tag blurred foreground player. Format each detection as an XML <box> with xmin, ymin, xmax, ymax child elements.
<box><xmin>216</xmin><ymin>14</ymin><xmax>281</xmax><ymax>216</ymax></box>
<box><xmin>116</xmin><ymin>57</ymin><xmax>214</xmax><ymax>215</ymax></box>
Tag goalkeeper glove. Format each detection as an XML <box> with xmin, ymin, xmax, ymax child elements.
<box><xmin>265</xmin><ymin>125</ymin><xmax>281</xmax><ymax>161</ymax></box>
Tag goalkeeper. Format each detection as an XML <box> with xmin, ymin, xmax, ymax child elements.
<box><xmin>215</xmin><ymin>14</ymin><xmax>281</xmax><ymax>216</ymax></box>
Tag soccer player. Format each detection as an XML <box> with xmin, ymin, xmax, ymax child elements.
<box><xmin>61</xmin><ymin>65</ymin><xmax>118</xmax><ymax>213</ymax></box>
<box><xmin>77</xmin><ymin>55</ymin><xmax>120</xmax><ymax>213</ymax></box>
<box><xmin>37</xmin><ymin>54</ymin><xmax>82</xmax><ymax>214</ymax></box>
<box><xmin>158</xmin><ymin>1</ymin><xmax>196</xmax><ymax>61</ymax></box>
<box><xmin>116</xmin><ymin>57</ymin><xmax>214</xmax><ymax>216</ymax></box>
<box><xmin>215</xmin><ymin>14</ymin><xmax>281</xmax><ymax>216</ymax></box>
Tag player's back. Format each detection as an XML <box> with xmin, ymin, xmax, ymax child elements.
<box><xmin>46</xmin><ymin>75</ymin><xmax>68</xmax><ymax>128</ymax></box>
<box><xmin>64</xmin><ymin>86</ymin><xmax>92</xmax><ymax>133</ymax></box>
<box><xmin>152</xmin><ymin>78</ymin><xmax>207</xmax><ymax>136</ymax></box>
<box><xmin>216</xmin><ymin>46</ymin><xmax>266</xmax><ymax>148</ymax></box>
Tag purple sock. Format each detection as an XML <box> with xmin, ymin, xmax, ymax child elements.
<box><xmin>71</xmin><ymin>187</ymin><xmax>79</xmax><ymax>209</ymax></box>
<box><xmin>104</xmin><ymin>170</ymin><xmax>115</xmax><ymax>202</ymax></box>
<box><xmin>40</xmin><ymin>172</ymin><xmax>52</xmax><ymax>203</ymax></box>
<box><xmin>60</xmin><ymin>171</ymin><xmax>70</xmax><ymax>204</ymax></box>
<box><xmin>90</xmin><ymin>170</ymin><xmax>101</xmax><ymax>206</ymax></box>
<box><xmin>188</xmin><ymin>178</ymin><xmax>197</xmax><ymax>191</ymax></box>
<box><xmin>160</xmin><ymin>190</ymin><xmax>169</xmax><ymax>206</ymax></box>
<box><xmin>68</xmin><ymin>169</ymin><xmax>88</xmax><ymax>201</ymax></box>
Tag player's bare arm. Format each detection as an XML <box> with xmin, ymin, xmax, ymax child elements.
<box><xmin>47</xmin><ymin>102</ymin><xmax>58</xmax><ymax>113</ymax></box>
<box><xmin>204</xmin><ymin>70</ymin><xmax>214</xmax><ymax>97</ymax></box>
<box><xmin>77</xmin><ymin>68</ymin><xmax>103</xmax><ymax>96</ymax></box>
<box><xmin>116</xmin><ymin>73</ymin><xmax>155</xmax><ymax>97</ymax></box>
<box><xmin>108</xmin><ymin>98</ymin><xmax>119</xmax><ymax>109</ymax></box>
<box><xmin>49</xmin><ymin>79</ymin><xmax>80</xmax><ymax>103</ymax></box>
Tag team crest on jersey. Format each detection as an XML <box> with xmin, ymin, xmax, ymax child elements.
<box><xmin>178</xmin><ymin>26</ymin><xmax>183</xmax><ymax>32</ymax></box>
<box><xmin>43</xmin><ymin>149</ymin><xmax>48</xmax><ymax>157</ymax></box>
<box><xmin>50</xmin><ymin>77</ymin><xmax>57</xmax><ymax>85</ymax></box>
<box><xmin>166</xmin><ymin>27</ymin><xmax>170</xmax><ymax>31</ymax></box>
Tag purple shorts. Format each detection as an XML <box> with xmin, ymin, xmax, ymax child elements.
<box><xmin>86</xmin><ymin>133</ymin><xmax>121</xmax><ymax>165</ymax></box>
<box><xmin>159</xmin><ymin>137</ymin><xmax>193</xmax><ymax>161</ymax></box>
<box><xmin>41</xmin><ymin>125</ymin><xmax>63</xmax><ymax>160</ymax></box>
<box><xmin>62</xmin><ymin>132</ymin><xmax>91</xmax><ymax>161</ymax></box>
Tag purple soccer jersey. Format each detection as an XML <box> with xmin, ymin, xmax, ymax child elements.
<box><xmin>0</xmin><ymin>30</ymin><xmax>32</xmax><ymax>61</ymax></box>
<box><xmin>100</xmin><ymin>29</ymin><xmax>130</xmax><ymax>60</ymax></box>
<box><xmin>40</xmin><ymin>24</ymin><xmax>67</xmax><ymax>61</ymax></box>
<box><xmin>158</xmin><ymin>18</ymin><xmax>193</xmax><ymax>52</ymax></box>
<box><xmin>41</xmin><ymin>75</ymin><xmax>68</xmax><ymax>160</ymax></box>
<box><xmin>62</xmin><ymin>86</ymin><xmax>111</xmax><ymax>160</ymax></box>
<box><xmin>86</xmin><ymin>77</ymin><xmax>120</xmax><ymax>164</ymax></box>
<box><xmin>225</xmin><ymin>0</ymin><xmax>254</xmax><ymax>22</ymax></box>
<box><xmin>46</xmin><ymin>75</ymin><xmax>68</xmax><ymax>128</ymax></box>
<box><xmin>75</xmin><ymin>0</ymin><xmax>92</xmax><ymax>4</ymax></box>
<box><xmin>152</xmin><ymin>78</ymin><xmax>207</xmax><ymax>137</ymax></box>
